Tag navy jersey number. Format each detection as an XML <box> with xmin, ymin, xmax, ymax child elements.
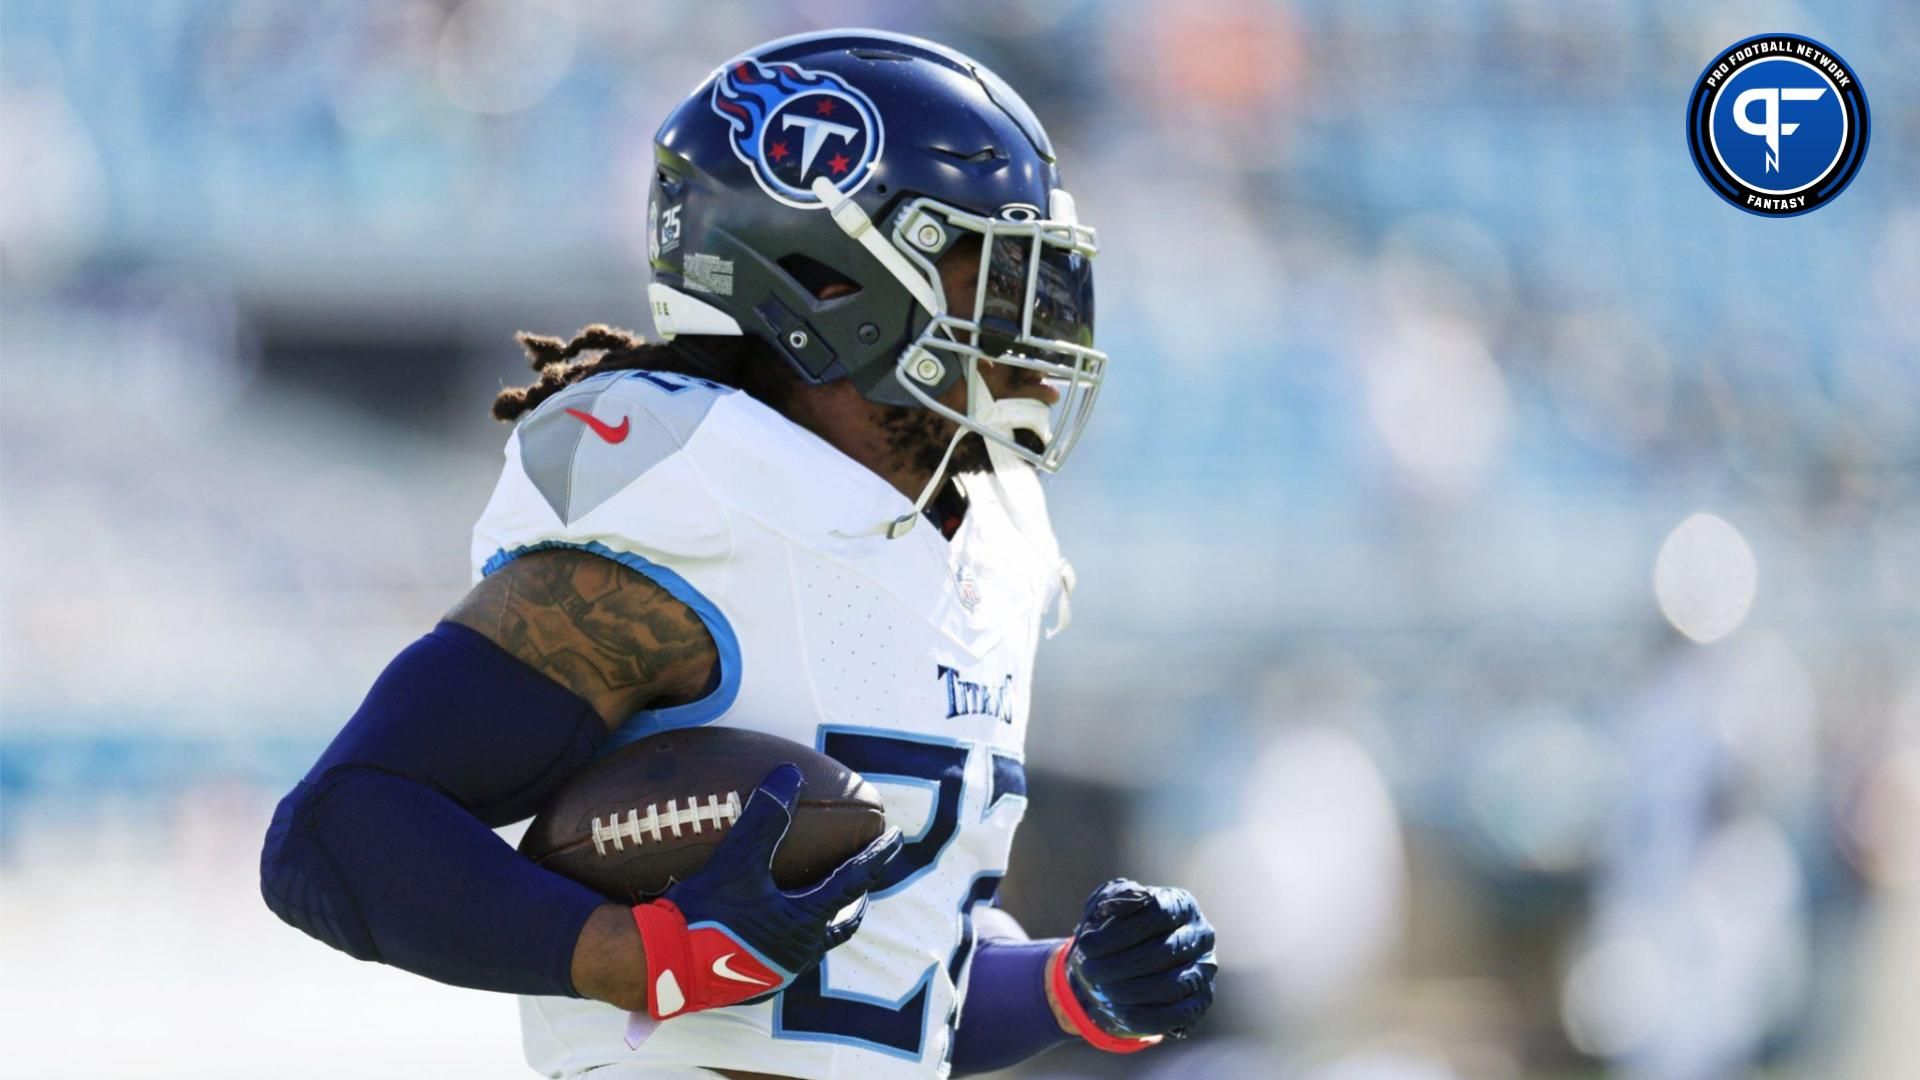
<box><xmin>773</xmin><ymin>729</ymin><xmax>1019</xmax><ymax>1061</ymax></box>
<box><xmin>627</xmin><ymin>369</ymin><xmax>725</xmax><ymax>394</ymax></box>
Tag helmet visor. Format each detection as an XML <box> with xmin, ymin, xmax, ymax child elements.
<box><xmin>979</xmin><ymin>232</ymin><xmax>1096</xmax><ymax>360</ymax></box>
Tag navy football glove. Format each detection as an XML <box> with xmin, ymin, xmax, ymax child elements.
<box><xmin>632</xmin><ymin>764</ymin><xmax>902</xmax><ymax>1019</ymax></box>
<box><xmin>1049</xmin><ymin>878</ymin><xmax>1218</xmax><ymax>1050</ymax></box>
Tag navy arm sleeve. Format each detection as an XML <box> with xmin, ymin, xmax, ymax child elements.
<box><xmin>259</xmin><ymin>621</ymin><xmax>611</xmax><ymax>997</ymax></box>
<box><xmin>951</xmin><ymin>907</ymin><xmax>1074</xmax><ymax>1075</ymax></box>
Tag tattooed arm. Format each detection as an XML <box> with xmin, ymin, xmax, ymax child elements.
<box><xmin>445</xmin><ymin>548</ymin><xmax>719</xmax><ymax>1006</ymax></box>
<box><xmin>447</xmin><ymin>548</ymin><xmax>719</xmax><ymax>730</ymax></box>
<box><xmin>259</xmin><ymin>548</ymin><xmax>718</xmax><ymax>1008</ymax></box>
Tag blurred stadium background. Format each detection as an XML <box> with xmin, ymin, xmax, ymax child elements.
<box><xmin>2</xmin><ymin>1</ymin><xmax>1916</xmax><ymax>1077</ymax></box>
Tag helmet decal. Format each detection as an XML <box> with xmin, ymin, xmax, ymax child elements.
<box><xmin>710</xmin><ymin>58</ymin><xmax>884</xmax><ymax>209</ymax></box>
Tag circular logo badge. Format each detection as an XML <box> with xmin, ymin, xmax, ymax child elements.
<box><xmin>1687</xmin><ymin>34</ymin><xmax>1869</xmax><ymax>217</ymax></box>
<box><xmin>710</xmin><ymin>58</ymin><xmax>883</xmax><ymax>210</ymax></box>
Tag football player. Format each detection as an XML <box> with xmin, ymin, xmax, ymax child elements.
<box><xmin>261</xmin><ymin>29</ymin><xmax>1216</xmax><ymax>1078</ymax></box>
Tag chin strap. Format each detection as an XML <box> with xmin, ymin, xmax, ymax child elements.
<box><xmin>830</xmin><ymin>423</ymin><xmax>966</xmax><ymax>542</ymax></box>
<box><xmin>954</xmin><ymin>368</ymin><xmax>1080</xmax><ymax>634</ymax></box>
<box><xmin>836</xmin><ymin>364</ymin><xmax>1035</xmax><ymax>530</ymax></box>
<box><xmin>831</xmin><ymin>361</ymin><xmax>1077</xmax><ymax>635</ymax></box>
<box><xmin>833</xmin><ymin>359</ymin><xmax>998</xmax><ymax>542</ymax></box>
<box><xmin>813</xmin><ymin>177</ymin><xmax>942</xmax><ymax>316</ymax></box>
<box><xmin>975</xmin><ymin>388</ymin><xmax>1076</xmax><ymax>636</ymax></box>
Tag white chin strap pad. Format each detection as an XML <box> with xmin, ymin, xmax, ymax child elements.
<box><xmin>967</xmin><ymin>366</ymin><xmax>1076</xmax><ymax>635</ymax></box>
<box><xmin>978</xmin><ymin>397</ymin><xmax>1054</xmax><ymax>456</ymax></box>
<box><xmin>967</xmin><ymin>366</ymin><xmax>1054</xmax><ymax>474</ymax></box>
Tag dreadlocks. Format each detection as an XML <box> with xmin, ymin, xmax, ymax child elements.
<box><xmin>491</xmin><ymin>325</ymin><xmax>796</xmax><ymax>421</ymax></box>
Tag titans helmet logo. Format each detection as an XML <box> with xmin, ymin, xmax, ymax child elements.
<box><xmin>710</xmin><ymin>58</ymin><xmax>884</xmax><ymax>209</ymax></box>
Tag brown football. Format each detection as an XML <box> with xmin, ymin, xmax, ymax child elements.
<box><xmin>519</xmin><ymin>726</ymin><xmax>887</xmax><ymax>902</ymax></box>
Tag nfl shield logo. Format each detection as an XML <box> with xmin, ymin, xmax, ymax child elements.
<box><xmin>955</xmin><ymin>567</ymin><xmax>982</xmax><ymax>613</ymax></box>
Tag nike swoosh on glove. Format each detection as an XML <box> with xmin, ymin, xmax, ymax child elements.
<box><xmin>632</xmin><ymin>763</ymin><xmax>903</xmax><ymax>1020</ymax></box>
<box><xmin>1049</xmin><ymin>877</ymin><xmax>1218</xmax><ymax>1051</ymax></box>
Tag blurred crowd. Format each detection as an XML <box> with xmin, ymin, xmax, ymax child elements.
<box><xmin>2</xmin><ymin>2</ymin><xmax>1915</xmax><ymax>1078</ymax></box>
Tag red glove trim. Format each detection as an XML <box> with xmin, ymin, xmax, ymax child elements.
<box><xmin>1047</xmin><ymin>938</ymin><xmax>1162</xmax><ymax>1054</ymax></box>
<box><xmin>632</xmin><ymin>900</ymin><xmax>782</xmax><ymax>1021</ymax></box>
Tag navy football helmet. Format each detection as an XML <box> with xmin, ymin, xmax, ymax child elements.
<box><xmin>646</xmin><ymin>29</ymin><xmax>1103</xmax><ymax>533</ymax></box>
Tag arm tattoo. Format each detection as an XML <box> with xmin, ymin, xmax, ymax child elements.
<box><xmin>446</xmin><ymin>549</ymin><xmax>719</xmax><ymax>730</ymax></box>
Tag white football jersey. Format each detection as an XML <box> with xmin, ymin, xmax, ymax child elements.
<box><xmin>469</xmin><ymin>369</ymin><xmax>1070</xmax><ymax>1079</ymax></box>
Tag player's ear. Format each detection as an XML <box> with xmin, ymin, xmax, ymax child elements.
<box><xmin>779</xmin><ymin>254</ymin><xmax>862</xmax><ymax>302</ymax></box>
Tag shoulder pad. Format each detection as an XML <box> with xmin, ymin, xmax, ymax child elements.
<box><xmin>516</xmin><ymin>370</ymin><xmax>732</xmax><ymax>525</ymax></box>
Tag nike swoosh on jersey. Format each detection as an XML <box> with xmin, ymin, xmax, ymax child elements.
<box><xmin>711</xmin><ymin>952</ymin><xmax>774</xmax><ymax>986</ymax></box>
<box><xmin>565</xmin><ymin>407</ymin><xmax>632</xmax><ymax>444</ymax></box>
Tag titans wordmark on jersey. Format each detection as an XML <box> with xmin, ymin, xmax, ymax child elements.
<box><xmin>470</xmin><ymin>370</ymin><xmax>1070</xmax><ymax>1079</ymax></box>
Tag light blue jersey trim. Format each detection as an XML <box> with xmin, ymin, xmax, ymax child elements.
<box><xmin>480</xmin><ymin>541</ymin><xmax>741</xmax><ymax>752</ymax></box>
